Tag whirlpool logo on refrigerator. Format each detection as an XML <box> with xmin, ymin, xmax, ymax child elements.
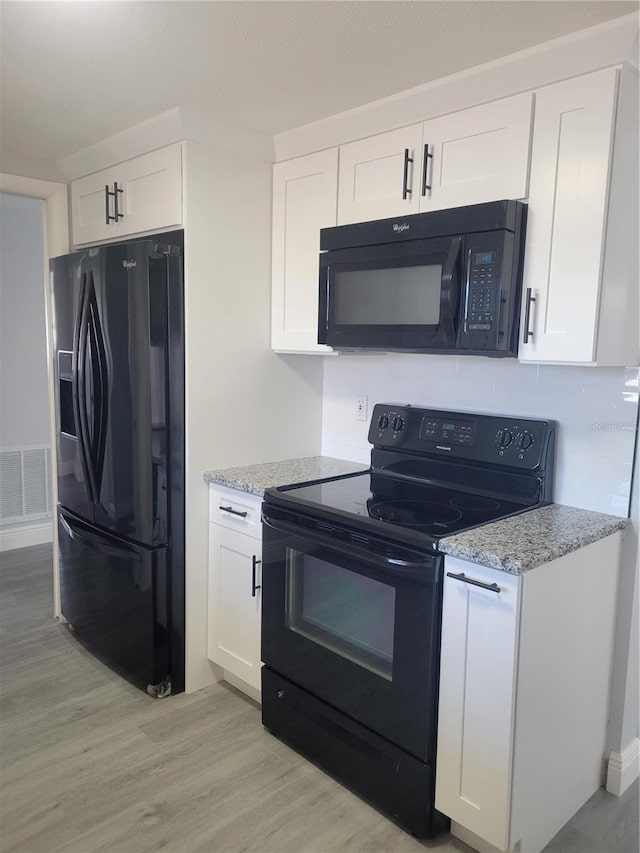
<box><xmin>122</xmin><ymin>260</ymin><xmax>137</xmax><ymax>270</ymax></box>
<box><xmin>392</xmin><ymin>223</ymin><xmax>410</xmax><ymax>234</ymax></box>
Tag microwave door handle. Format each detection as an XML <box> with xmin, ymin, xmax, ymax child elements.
<box><xmin>440</xmin><ymin>237</ymin><xmax>463</xmax><ymax>336</ymax></box>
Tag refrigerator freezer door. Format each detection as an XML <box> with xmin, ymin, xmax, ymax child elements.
<box><xmin>87</xmin><ymin>241</ymin><xmax>171</xmax><ymax>546</ymax></box>
<box><xmin>52</xmin><ymin>252</ymin><xmax>96</xmax><ymax>526</ymax></box>
<box><xmin>58</xmin><ymin>507</ymin><xmax>170</xmax><ymax>690</ymax></box>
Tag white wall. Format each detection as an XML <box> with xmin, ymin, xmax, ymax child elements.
<box><xmin>322</xmin><ymin>355</ymin><xmax>637</xmax><ymax>517</ymax></box>
<box><xmin>0</xmin><ymin>193</ymin><xmax>49</xmax><ymax>447</ymax></box>
<box><xmin>183</xmin><ymin>141</ymin><xmax>323</xmax><ymax>693</ymax></box>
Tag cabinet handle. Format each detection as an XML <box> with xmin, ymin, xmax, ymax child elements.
<box><xmin>446</xmin><ymin>571</ymin><xmax>501</xmax><ymax>594</ymax></box>
<box><xmin>105</xmin><ymin>185</ymin><xmax>116</xmax><ymax>224</ymax></box>
<box><xmin>113</xmin><ymin>182</ymin><xmax>124</xmax><ymax>221</ymax></box>
<box><xmin>402</xmin><ymin>148</ymin><xmax>413</xmax><ymax>199</ymax></box>
<box><xmin>522</xmin><ymin>287</ymin><xmax>536</xmax><ymax>344</ymax></box>
<box><xmin>219</xmin><ymin>505</ymin><xmax>248</xmax><ymax>518</ymax></box>
<box><xmin>422</xmin><ymin>143</ymin><xmax>433</xmax><ymax>196</ymax></box>
<box><xmin>252</xmin><ymin>555</ymin><xmax>262</xmax><ymax>597</ymax></box>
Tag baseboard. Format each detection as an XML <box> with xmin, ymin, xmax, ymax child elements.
<box><xmin>606</xmin><ymin>738</ymin><xmax>640</xmax><ymax>796</ymax></box>
<box><xmin>0</xmin><ymin>520</ymin><xmax>53</xmax><ymax>553</ymax></box>
<box><xmin>450</xmin><ymin>821</ymin><xmax>505</xmax><ymax>853</ymax></box>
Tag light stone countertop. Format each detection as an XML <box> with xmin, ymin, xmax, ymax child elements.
<box><xmin>203</xmin><ymin>459</ymin><xmax>627</xmax><ymax>574</ymax></box>
<box><xmin>439</xmin><ymin>503</ymin><xmax>628</xmax><ymax>574</ymax></box>
<box><xmin>203</xmin><ymin>455</ymin><xmax>369</xmax><ymax>497</ymax></box>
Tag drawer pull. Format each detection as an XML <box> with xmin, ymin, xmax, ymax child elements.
<box><xmin>219</xmin><ymin>505</ymin><xmax>248</xmax><ymax>518</ymax></box>
<box><xmin>446</xmin><ymin>571</ymin><xmax>501</xmax><ymax>594</ymax></box>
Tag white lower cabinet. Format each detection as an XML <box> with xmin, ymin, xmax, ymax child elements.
<box><xmin>436</xmin><ymin>562</ymin><xmax>519</xmax><ymax>850</ymax></box>
<box><xmin>436</xmin><ymin>535</ymin><xmax>622</xmax><ymax>853</ymax></box>
<box><xmin>207</xmin><ymin>486</ymin><xmax>263</xmax><ymax>694</ymax></box>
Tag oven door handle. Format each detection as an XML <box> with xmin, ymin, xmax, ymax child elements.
<box><xmin>262</xmin><ymin>511</ymin><xmax>437</xmax><ymax>580</ymax></box>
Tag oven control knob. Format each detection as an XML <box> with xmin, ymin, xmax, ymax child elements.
<box><xmin>392</xmin><ymin>416</ymin><xmax>405</xmax><ymax>432</ymax></box>
<box><xmin>496</xmin><ymin>428</ymin><xmax>513</xmax><ymax>448</ymax></box>
<box><xmin>518</xmin><ymin>431</ymin><xmax>534</xmax><ymax>451</ymax></box>
<box><xmin>377</xmin><ymin>414</ymin><xmax>390</xmax><ymax>430</ymax></box>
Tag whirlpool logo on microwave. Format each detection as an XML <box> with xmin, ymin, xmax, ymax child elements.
<box><xmin>122</xmin><ymin>260</ymin><xmax>137</xmax><ymax>270</ymax></box>
<box><xmin>392</xmin><ymin>222</ymin><xmax>410</xmax><ymax>234</ymax></box>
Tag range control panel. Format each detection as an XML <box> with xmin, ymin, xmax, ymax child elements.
<box><xmin>368</xmin><ymin>403</ymin><xmax>556</xmax><ymax>471</ymax></box>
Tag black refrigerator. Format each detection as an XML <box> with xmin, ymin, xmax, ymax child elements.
<box><xmin>51</xmin><ymin>232</ymin><xmax>185</xmax><ymax>696</ymax></box>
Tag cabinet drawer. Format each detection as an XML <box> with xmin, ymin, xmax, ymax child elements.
<box><xmin>208</xmin><ymin>485</ymin><xmax>262</xmax><ymax>537</ymax></box>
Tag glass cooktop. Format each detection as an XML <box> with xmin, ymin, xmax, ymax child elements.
<box><xmin>278</xmin><ymin>470</ymin><xmax>526</xmax><ymax>539</ymax></box>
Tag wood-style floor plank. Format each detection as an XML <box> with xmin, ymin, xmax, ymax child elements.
<box><xmin>1</xmin><ymin>544</ymin><xmax>637</xmax><ymax>853</ymax></box>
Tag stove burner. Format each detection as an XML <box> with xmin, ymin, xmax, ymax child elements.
<box><xmin>369</xmin><ymin>500</ymin><xmax>463</xmax><ymax>530</ymax></box>
<box><xmin>450</xmin><ymin>495</ymin><xmax>501</xmax><ymax>512</ymax></box>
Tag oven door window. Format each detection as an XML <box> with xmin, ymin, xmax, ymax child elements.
<box><xmin>286</xmin><ymin>549</ymin><xmax>395</xmax><ymax>680</ymax></box>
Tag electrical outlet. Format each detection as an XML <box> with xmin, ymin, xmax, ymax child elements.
<box><xmin>354</xmin><ymin>396</ymin><xmax>368</xmax><ymax>422</ymax></box>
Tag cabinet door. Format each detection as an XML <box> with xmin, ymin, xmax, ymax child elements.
<box><xmin>71</xmin><ymin>144</ymin><xmax>183</xmax><ymax>246</ymax></box>
<box><xmin>420</xmin><ymin>93</ymin><xmax>533</xmax><ymax>212</ymax></box>
<box><xmin>71</xmin><ymin>176</ymin><xmax>114</xmax><ymax>245</ymax></box>
<box><xmin>208</xmin><ymin>523</ymin><xmax>262</xmax><ymax>691</ymax></box>
<box><xmin>271</xmin><ymin>149</ymin><xmax>337</xmax><ymax>353</ymax></box>
<box><xmin>337</xmin><ymin>124</ymin><xmax>423</xmax><ymax>224</ymax></box>
<box><xmin>435</xmin><ymin>558</ymin><xmax>520</xmax><ymax>851</ymax></box>
<box><xmin>519</xmin><ymin>68</ymin><xmax>618</xmax><ymax>363</ymax></box>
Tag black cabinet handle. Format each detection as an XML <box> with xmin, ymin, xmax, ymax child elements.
<box><xmin>446</xmin><ymin>571</ymin><xmax>501</xmax><ymax>594</ymax></box>
<box><xmin>422</xmin><ymin>143</ymin><xmax>433</xmax><ymax>195</ymax></box>
<box><xmin>113</xmin><ymin>182</ymin><xmax>124</xmax><ymax>221</ymax></box>
<box><xmin>523</xmin><ymin>287</ymin><xmax>536</xmax><ymax>344</ymax></box>
<box><xmin>402</xmin><ymin>148</ymin><xmax>413</xmax><ymax>199</ymax></box>
<box><xmin>219</xmin><ymin>505</ymin><xmax>248</xmax><ymax>518</ymax></box>
<box><xmin>252</xmin><ymin>555</ymin><xmax>261</xmax><ymax>597</ymax></box>
<box><xmin>105</xmin><ymin>185</ymin><xmax>116</xmax><ymax>224</ymax></box>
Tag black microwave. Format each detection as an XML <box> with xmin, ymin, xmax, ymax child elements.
<box><xmin>318</xmin><ymin>200</ymin><xmax>527</xmax><ymax>356</ymax></box>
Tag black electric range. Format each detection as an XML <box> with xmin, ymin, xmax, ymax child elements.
<box><xmin>260</xmin><ymin>403</ymin><xmax>556</xmax><ymax>838</ymax></box>
<box><xmin>266</xmin><ymin>402</ymin><xmax>556</xmax><ymax>550</ymax></box>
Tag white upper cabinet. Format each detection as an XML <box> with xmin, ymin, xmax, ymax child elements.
<box><xmin>271</xmin><ymin>149</ymin><xmax>338</xmax><ymax>353</ymax></box>
<box><xmin>71</xmin><ymin>144</ymin><xmax>183</xmax><ymax>246</ymax></box>
<box><xmin>337</xmin><ymin>124</ymin><xmax>423</xmax><ymax>224</ymax></box>
<box><xmin>519</xmin><ymin>67</ymin><xmax>638</xmax><ymax>364</ymax></box>
<box><xmin>337</xmin><ymin>94</ymin><xmax>533</xmax><ymax>225</ymax></box>
<box><xmin>420</xmin><ymin>94</ymin><xmax>533</xmax><ymax>212</ymax></box>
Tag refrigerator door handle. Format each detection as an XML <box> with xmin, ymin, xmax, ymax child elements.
<box><xmin>73</xmin><ymin>271</ymin><xmax>96</xmax><ymax>505</ymax></box>
<box><xmin>86</xmin><ymin>280</ymin><xmax>109</xmax><ymax>498</ymax></box>
<box><xmin>59</xmin><ymin>511</ymin><xmax>143</xmax><ymax>563</ymax></box>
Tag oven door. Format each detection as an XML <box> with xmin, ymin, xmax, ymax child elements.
<box><xmin>261</xmin><ymin>505</ymin><xmax>443</xmax><ymax>761</ymax></box>
<box><xmin>318</xmin><ymin>235</ymin><xmax>462</xmax><ymax>350</ymax></box>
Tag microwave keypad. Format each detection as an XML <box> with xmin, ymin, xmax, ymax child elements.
<box><xmin>468</xmin><ymin>258</ymin><xmax>496</xmax><ymax>331</ymax></box>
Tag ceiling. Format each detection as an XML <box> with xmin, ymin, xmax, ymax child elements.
<box><xmin>1</xmin><ymin>1</ymin><xmax>638</xmax><ymax>180</ymax></box>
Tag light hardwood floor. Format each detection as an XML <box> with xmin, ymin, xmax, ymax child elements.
<box><xmin>1</xmin><ymin>544</ymin><xmax>637</xmax><ymax>853</ymax></box>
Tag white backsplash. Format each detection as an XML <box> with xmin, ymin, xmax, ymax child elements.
<box><xmin>321</xmin><ymin>355</ymin><xmax>639</xmax><ymax>517</ymax></box>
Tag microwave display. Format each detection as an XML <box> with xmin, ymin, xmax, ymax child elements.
<box><xmin>334</xmin><ymin>264</ymin><xmax>442</xmax><ymax>326</ymax></box>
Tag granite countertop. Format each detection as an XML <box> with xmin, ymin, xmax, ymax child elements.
<box><xmin>203</xmin><ymin>455</ymin><xmax>369</xmax><ymax>497</ymax></box>
<box><xmin>439</xmin><ymin>504</ymin><xmax>628</xmax><ymax>574</ymax></box>
<box><xmin>203</xmin><ymin>459</ymin><xmax>627</xmax><ymax>574</ymax></box>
